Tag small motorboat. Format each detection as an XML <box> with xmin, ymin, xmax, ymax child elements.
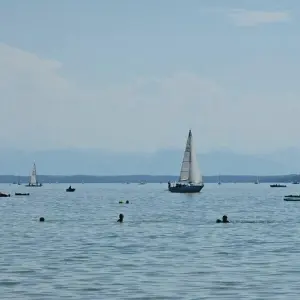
<box><xmin>284</xmin><ymin>195</ymin><xmax>300</xmax><ymax>201</ymax></box>
<box><xmin>0</xmin><ymin>192</ymin><xmax>10</xmax><ymax>197</ymax></box>
<box><xmin>15</xmin><ymin>193</ymin><xmax>30</xmax><ymax>196</ymax></box>
<box><xmin>270</xmin><ymin>184</ymin><xmax>287</xmax><ymax>188</ymax></box>
<box><xmin>66</xmin><ymin>186</ymin><xmax>76</xmax><ymax>192</ymax></box>
<box><xmin>292</xmin><ymin>181</ymin><xmax>299</xmax><ymax>184</ymax></box>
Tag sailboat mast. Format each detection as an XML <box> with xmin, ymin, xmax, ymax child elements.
<box><xmin>188</xmin><ymin>131</ymin><xmax>192</xmax><ymax>183</ymax></box>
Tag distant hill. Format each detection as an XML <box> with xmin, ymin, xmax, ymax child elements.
<box><xmin>0</xmin><ymin>147</ymin><xmax>299</xmax><ymax>176</ymax></box>
<box><xmin>2</xmin><ymin>174</ymin><xmax>300</xmax><ymax>184</ymax></box>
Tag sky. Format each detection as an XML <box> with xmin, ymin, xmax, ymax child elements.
<box><xmin>0</xmin><ymin>0</ymin><xmax>299</xmax><ymax>154</ymax></box>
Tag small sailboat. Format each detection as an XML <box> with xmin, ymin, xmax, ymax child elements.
<box><xmin>25</xmin><ymin>163</ymin><xmax>43</xmax><ymax>187</ymax></box>
<box><xmin>254</xmin><ymin>176</ymin><xmax>260</xmax><ymax>184</ymax></box>
<box><xmin>218</xmin><ymin>174</ymin><xmax>221</xmax><ymax>185</ymax></box>
<box><xmin>12</xmin><ymin>174</ymin><xmax>19</xmax><ymax>185</ymax></box>
<box><xmin>168</xmin><ymin>129</ymin><xmax>204</xmax><ymax>193</ymax></box>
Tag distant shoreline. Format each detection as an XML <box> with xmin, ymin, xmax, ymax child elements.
<box><xmin>1</xmin><ymin>174</ymin><xmax>299</xmax><ymax>184</ymax></box>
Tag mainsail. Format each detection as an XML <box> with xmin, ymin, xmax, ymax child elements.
<box><xmin>30</xmin><ymin>163</ymin><xmax>37</xmax><ymax>185</ymax></box>
<box><xmin>178</xmin><ymin>130</ymin><xmax>203</xmax><ymax>184</ymax></box>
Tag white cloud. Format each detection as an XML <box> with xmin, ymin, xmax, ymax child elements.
<box><xmin>228</xmin><ymin>9</ymin><xmax>290</xmax><ymax>27</ymax></box>
<box><xmin>1</xmin><ymin>43</ymin><xmax>300</xmax><ymax>154</ymax></box>
<box><xmin>0</xmin><ymin>43</ymin><xmax>228</xmax><ymax>152</ymax></box>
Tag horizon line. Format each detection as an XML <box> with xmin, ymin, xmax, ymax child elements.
<box><xmin>0</xmin><ymin>174</ymin><xmax>298</xmax><ymax>177</ymax></box>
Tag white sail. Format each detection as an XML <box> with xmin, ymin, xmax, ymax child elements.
<box><xmin>179</xmin><ymin>130</ymin><xmax>203</xmax><ymax>184</ymax></box>
<box><xmin>179</xmin><ymin>133</ymin><xmax>191</xmax><ymax>182</ymax></box>
<box><xmin>189</xmin><ymin>130</ymin><xmax>203</xmax><ymax>184</ymax></box>
<box><xmin>30</xmin><ymin>163</ymin><xmax>37</xmax><ymax>185</ymax></box>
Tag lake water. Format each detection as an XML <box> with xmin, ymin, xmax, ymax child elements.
<box><xmin>1</xmin><ymin>182</ymin><xmax>300</xmax><ymax>299</ymax></box>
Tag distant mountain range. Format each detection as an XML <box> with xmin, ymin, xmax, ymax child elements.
<box><xmin>0</xmin><ymin>147</ymin><xmax>299</xmax><ymax>177</ymax></box>
<box><xmin>2</xmin><ymin>174</ymin><xmax>300</xmax><ymax>184</ymax></box>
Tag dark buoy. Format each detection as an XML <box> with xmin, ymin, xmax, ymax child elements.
<box><xmin>39</xmin><ymin>217</ymin><xmax>45</xmax><ymax>222</ymax></box>
<box><xmin>117</xmin><ymin>213</ymin><xmax>124</xmax><ymax>223</ymax></box>
<box><xmin>126</xmin><ymin>200</ymin><xmax>129</xmax><ymax>204</ymax></box>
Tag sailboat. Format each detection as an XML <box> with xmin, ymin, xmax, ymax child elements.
<box><xmin>26</xmin><ymin>163</ymin><xmax>43</xmax><ymax>187</ymax></box>
<box><xmin>254</xmin><ymin>176</ymin><xmax>260</xmax><ymax>184</ymax></box>
<box><xmin>218</xmin><ymin>174</ymin><xmax>221</xmax><ymax>185</ymax></box>
<box><xmin>168</xmin><ymin>129</ymin><xmax>204</xmax><ymax>193</ymax></box>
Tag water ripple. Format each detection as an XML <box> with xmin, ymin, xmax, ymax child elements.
<box><xmin>1</xmin><ymin>183</ymin><xmax>300</xmax><ymax>299</ymax></box>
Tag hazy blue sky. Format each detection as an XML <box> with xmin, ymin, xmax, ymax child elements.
<box><xmin>0</xmin><ymin>0</ymin><xmax>299</xmax><ymax>153</ymax></box>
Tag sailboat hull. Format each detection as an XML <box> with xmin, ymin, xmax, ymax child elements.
<box><xmin>25</xmin><ymin>184</ymin><xmax>43</xmax><ymax>187</ymax></box>
<box><xmin>168</xmin><ymin>184</ymin><xmax>204</xmax><ymax>193</ymax></box>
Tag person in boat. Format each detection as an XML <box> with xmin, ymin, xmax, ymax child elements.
<box><xmin>117</xmin><ymin>214</ymin><xmax>124</xmax><ymax>223</ymax></box>
<box><xmin>68</xmin><ymin>185</ymin><xmax>72</xmax><ymax>189</ymax></box>
<box><xmin>216</xmin><ymin>215</ymin><xmax>230</xmax><ymax>223</ymax></box>
<box><xmin>168</xmin><ymin>181</ymin><xmax>171</xmax><ymax>188</ymax></box>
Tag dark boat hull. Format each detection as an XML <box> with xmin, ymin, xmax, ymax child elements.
<box><xmin>25</xmin><ymin>184</ymin><xmax>43</xmax><ymax>187</ymax></box>
<box><xmin>15</xmin><ymin>193</ymin><xmax>30</xmax><ymax>196</ymax></box>
<box><xmin>168</xmin><ymin>184</ymin><xmax>204</xmax><ymax>193</ymax></box>
<box><xmin>0</xmin><ymin>193</ymin><xmax>10</xmax><ymax>197</ymax></box>
<box><xmin>270</xmin><ymin>185</ymin><xmax>286</xmax><ymax>188</ymax></box>
<box><xmin>284</xmin><ymin>198</ymin><xmax>300</xmax><ymax>201</ymax></box>
<box><xmin>284</xmin><ymin>195</ymin><xmax>300</xmax><ymax>201</ymax></box>
<box><xmin>66</xmin><ymin>188</ymin><xmax>76</xmax><ymax>192</ymax></box>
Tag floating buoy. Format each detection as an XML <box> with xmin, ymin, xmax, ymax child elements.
<box><xmin>39</xmin><ymin>217</ymin><xmax>45</xmax><ymax>222</ymax></box>
<box><xmin>119</xmin><ymin>201</ymin><xmax>123</xmax><ymax>204</ymax></box>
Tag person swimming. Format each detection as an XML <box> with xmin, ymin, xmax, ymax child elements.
<box><xmin>216</xmin><ymin>215</ymin><xmax>229</xmax><ymax>223</ymax></box>
<box><xmin>117</xmin><ymin>213</ymin><xmax>124</xmax><ymax>223</ymax></box>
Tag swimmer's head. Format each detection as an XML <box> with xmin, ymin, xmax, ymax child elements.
<box><xmin>118</xmin><ymin>213</ymin><xmax>124</xmax><ymax>222</ymax></box>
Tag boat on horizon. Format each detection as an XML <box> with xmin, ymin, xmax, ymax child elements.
<box><xmin>270</xmin><ymin>184</ymin><xmax>286</xmax><ymax>188</ymax></box>
<box><xmin>254</xmin><ymin>176</ymin><xmax>260</xmax><ymax>184</ymax></box>
<box><xmin>168</xmin><ymin>129</ymin><xmax>204</xmax><ymax>193</ymax></box>
<box><xmin>284</xmin><ymin>194</ymin><xmax>300</xmax><ymax>201</ymax></box>
<box><xmin>12</xmin><ymin>175</ymin><xmax>21</xmax><ymax>185</ymax></box>
<box><xmin>15</xmin><ymin>193</ymin><xmax>30</xmax><ymax>196</ymax></box>
<box><xmin>25</xmin><ymin>163</ymin><xmax>43</xmax><ymax>187</ymax></box>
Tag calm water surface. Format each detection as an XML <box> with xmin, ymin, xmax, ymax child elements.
<box><xmin>0</xmin><ymin>183</ymin><xmax>300</xmax><ymax>299</ymax></box>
